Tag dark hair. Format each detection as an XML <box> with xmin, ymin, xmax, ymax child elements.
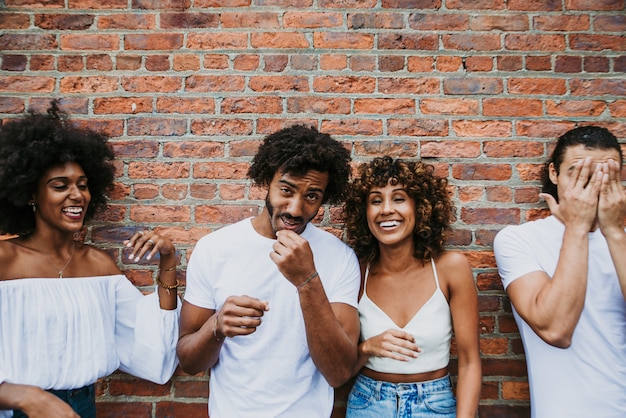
<box><xmin>0</xmin><ymin>102</ymin><xmax>116</xmax><ymax>236</ymax></box>
<box><xmin>343</xmin><ymin>156</ymin><xmax>453</xmax><ymax>264</ymax></box>
<box><xmin>248</xmin><ymin>125</ymin><xmax>351</xmax><ymax>205</ymax></box>
<box><xmin>541</xmin><ymin>126</ymin><xmax>622</xmax><ymax>201</ymax></box>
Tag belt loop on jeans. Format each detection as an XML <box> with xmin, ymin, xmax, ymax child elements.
<box><xmin>375</xmin><ymin>380</ymin><xmax>384</xmax><ymax>402</ymax></box>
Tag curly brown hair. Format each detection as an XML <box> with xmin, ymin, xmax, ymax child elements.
<box><xmin>0</xmin><ymin>102</ymin><xmax>115</xmax><ymax>236</ymax></box>
<box><xmin>343</xmin><ymin>156</ymin><xmax>453</xmax><ymax>263</ymax></box>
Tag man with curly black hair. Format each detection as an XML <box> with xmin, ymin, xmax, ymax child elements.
<box><xmin>177</xmin><ymin>125</ymin><xmax>360</xmax><ymax>417</ymax></box>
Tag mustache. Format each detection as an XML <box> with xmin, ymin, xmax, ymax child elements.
<box><xmin>280</xmin><ymin>213</ymin><xmax>304</xmax><ymax>223</ymax></box>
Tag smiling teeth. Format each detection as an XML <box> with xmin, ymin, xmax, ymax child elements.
<box><xmin>380</xmin><ymin>220</ymin><xmax>399</xmax><ymax>227</ymax></box>
<box><xmin>64</xmin><ymin>207</ymin><xmax>83</xmax><ymax>214</ymax></box>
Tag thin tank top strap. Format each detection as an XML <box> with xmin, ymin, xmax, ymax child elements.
<box><xmin>430</xmin><ymin>258</ymin><xmax>441</xmax><ymax>290</ymax></box>
<box><xmin>364</xmin><ymin>263</ymin><xmax>371</xmax><ymax>287</ymax></box>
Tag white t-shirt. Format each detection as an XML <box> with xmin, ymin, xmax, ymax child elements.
<box><xmin>494</xmin><ymin>216</ymin><xmax>626</xmax><ymax>418</ymax></box>
<box><xmin>184</xmin><ymin>218</ymin><xmax>360</xmax><ymax>418</ymax></box>
<box><xmin>0</xmin><ymin>275</ymin><xmax>180</xmax><ymax>418</ymax></box>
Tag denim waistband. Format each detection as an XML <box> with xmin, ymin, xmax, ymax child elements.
<box><xmin>47</xmin><ymin>383</ymin><xmax>94</xmax><ymax>400</ymax></box>
<box><xmin>355</xmin><ymin>372</ymin><xmax>452</xmax><ymax>398</ymax></box>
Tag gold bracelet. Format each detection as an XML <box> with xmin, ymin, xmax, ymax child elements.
<box><xmin>159</xmin><ymin>264</ymin><xmax>176</xmax><ymax>272</ymax></box>
<box><xmin>156</xmin><ymin>277</ymin><xmax>179</xmax><ymax>295</ymax></box>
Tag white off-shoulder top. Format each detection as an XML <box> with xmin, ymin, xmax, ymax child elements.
<box><xmin>0</xmin><ymin>275</ymin><xmax>180</xmax><ymax>417</ymax></box>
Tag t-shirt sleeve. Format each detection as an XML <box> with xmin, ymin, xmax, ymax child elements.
<box><xmin>494</xmin><ymin>225</ymin><xmax>544</xmax><ymax>290</ymax></box>
<box><xmin>323</xmin><ymin>245</ymin><xmax>360</xmax><ymax>308</ymax></box>
<box><xmin>182</xmin><ymin>236</ymin><xmax>216</xmax><ymax>310</ymax></box>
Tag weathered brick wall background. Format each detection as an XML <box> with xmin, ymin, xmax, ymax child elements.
<box><xmin>1</xmin><ymin>0</ymin><xmax>624</xmax><ymax>417</ymax></box>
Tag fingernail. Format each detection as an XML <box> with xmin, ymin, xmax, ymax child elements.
<box><xmin>134</xmin><ymin>256</ymin><xmax>140</xmax><ymax>262</ymax></box>
<box><xmin>146</xmin><ymin>255</ymin><xmax>152</xmax><ymax>260</ymax></box>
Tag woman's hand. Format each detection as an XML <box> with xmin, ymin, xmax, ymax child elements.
<box><xmin>0</xmin><ymin>383</ymin><xmax>79</xmax><ymax>418</ymax></box>
<box><xmin>359</xmin><ymin>329</ymin><xmax>421</xmax><ymax>362</ymax></box>
<box><xmin>124</xmin><ymin>229</ymin><xmax>175</xmax><ymax>263</ymax></box>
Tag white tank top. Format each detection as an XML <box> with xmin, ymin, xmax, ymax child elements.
<box><xmin>359</xmin><ymin>258</ymin><xmax>452</xmax><ymax>374</ymax></box>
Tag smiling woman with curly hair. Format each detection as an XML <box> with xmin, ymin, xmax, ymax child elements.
<box><xmin>343</xmin><ymin>156</ymin><xmax>453</xmax><ymax>264</ymax></box>
<box><xmin>0</xmin><ymin>103</ymin><xmax>180</xmax><ymax>418</ymax></box>
<box><xmin>343</xmin><ymin>156</ymin><xmax>481</xmax><ymax>418</ymax></box>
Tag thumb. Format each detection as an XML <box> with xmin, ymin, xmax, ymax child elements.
<box><xmin>539</xmin><ymin>193</ymin><xmax>559</xmax><ymax>215</ymax></box>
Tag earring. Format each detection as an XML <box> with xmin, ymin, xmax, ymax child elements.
<box><xmin>29</xmin><ymin>202</ymin><xmax>36</xmax><ymax>213</ymax></box>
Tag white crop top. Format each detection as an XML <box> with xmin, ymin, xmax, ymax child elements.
<box><xmin>359</xmin><ymin>258</ymin><xmax>452</xmax><ymax>374</ymax></box>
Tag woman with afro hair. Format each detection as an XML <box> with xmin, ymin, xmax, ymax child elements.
<box><xmin>0</xmin><ymin>103</ymin><xmax>180</xmax><ymax>418</ymax></box>
<box><xmin>343</xmin><ymin>156</ymin><xmax>481</xmax><ymax>418</ymax></box>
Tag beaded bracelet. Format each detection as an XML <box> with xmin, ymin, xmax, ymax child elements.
<box><xmin>160</xmin><ymin>264</ymin><xmax>176</xmax><ymax>272</ymax></box>
<box><xmin>156</xmin><ymin>277</ymin><xmax>179</xmax><ymax>295</ymax></box>
<box><xmin>296</xmin><ymin>271</ymin><xmax>319</xmax><ymax>292</ymax></box>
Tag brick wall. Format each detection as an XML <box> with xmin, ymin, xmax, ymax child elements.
<box><xmin>1</xmin><ymin>0</ymin><xmax>624</xmax><ymax>417</ymax></box>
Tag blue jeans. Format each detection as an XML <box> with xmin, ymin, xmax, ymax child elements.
<box><xmin>347</xmin><ymin>373</ymin><xmax>457</xmax><ymax>418</ymax></box>
<box><xmin>13</xmin><ymin>384</ymin><xmax>96</xmax><ymax>418</ymax></box>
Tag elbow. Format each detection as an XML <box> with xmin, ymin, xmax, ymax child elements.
<box><xmin>538</xmin><ymin>329</ymin><xmax>573</xmax><ymax>349</ymax></box>
<box><xmin>327</xmin><ymin>367</ymin><xmax>354</xmax><ymax>389</ymax></box>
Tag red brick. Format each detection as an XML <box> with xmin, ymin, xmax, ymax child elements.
<box><xmin>233</xmin><ymin>54</ymin><xmax>259</xmax><ymax>71</ymax></box>
<box><xmin>98</xmin><ymin>13</ymin><xmax>156</xmax><ymax>29</ymax></box>
<box><xmin>196</xmin><ymin>205</ymin><xmax>258</xmax><ymax>224</ymax></box>
<box><xmin>502</xmin><ymin>381</ymin><xmax>530</xmax><ymax>400</ymax></box>
<box><xmin>497</xmin><ymin>55</ymin><xmax>523</xmax><ymax>71</ymax></box>
<box><xmin>319</xmin><ymin>0</ymin><xmax>375</xmax><ymax>6</ymax></box>
<box><xmin>193</xmin><ymin>162</ymin><xmax>250</xmax><ymax>180</ymax></box>
<box><xmin>251</xmin><ymin>32</ymin><xmax>309</xmax><ymax>48</ymax></box>
<box><xmin>348</xmin><ymin>12</ymin><xmax>405</xmax><ymax>29</ymax></box>
<box><xmin>127</xmin><ymin>118</ymin><xmax>186</xmax><ymax>136</ymax></box>
<box><xmin>172</xmin><ymin>54</ymin><xmax>201</xmax><ymax>71</ymax></box>
<box><xmin>110</xmin><ymin>141</ymin><xmax>159</xmax><ymax>158</ymax></box>
<box><xmin>388</xmin><ymin>119</ymin><xmax>448</xmax><ymax>137</ymax></box>
<box><xmin>350</xmin><ymin>56</ymin><xmax>376</xmax><ymax>71</ymax></box>
<box><xmin>565</xmin><ymin>0</ymin><xmax>624</xmax><ymax>11</ymax></box>
<box><xmin>35</xmin><ymin>13</ymin><xmax>94</xmax><ymax>30</ymax></box>
<box><xmin>60</xmin><ymin>34</ymin><xmax>119</xmax><ymax>50</ymax></box>
<box><xmin>187</xmin><ymin>32</ymin><xmax>247</xmax><ymax>49</ymax></box>
<box><xmin>155</xmin><ymin>401</ymin><xmax>209</xmax><ymax>416</ymax></box>
<box><xmin>87</xmin><ymin>54</ymin><xmax>113</xmax><ymax>71</ymax></box>
<box><xmin>60</xmin><ymin>76</ymin><xmax>118</xmax><ymax>93</ymax></box>
<box><xmin>516</xmin><ymin>120</ymin><xmax>576</xmax><ymax>138</ymax></box>
<box><xmin>0</xmin><ymin>13</ymin><xmax>31</xmax><ymax>29</ymax></box>
<box><xmin>156</xmin><ymin>97</ymin><xmax>215</xmax><ymax>114</ymax></box>
<box><xmin>314</xmin><ymin>76</ymin><xmax>376</xmax><ymax>93</ymax></box>
<box><xmin>354</xmin><ymin>98</ymin><xmax>414</xmax><ymax>114</ymax></box>
<box><xmin>452</xmin><ymin>121</ymin><xmax>512</xmax><ymax>137</ymax></box>
<box><xmin>285</xmin><ymin>11</ymin><xmax>343</xmax><ymax>28</ymax></box>
<box><xmin>515</xmin><ymin>163</ymin><xmax>544</xmax><ymax>182</ymax></box>
<box><xmin>218</xmin><ymin>184</ymin><xmax>246</xmax><ymax>200</ymax></box>
<box><xmin>96</xmin><ymin>401</ymin><xmax>152</xmax><ymax>418</ymax></box>
<box><xmin>458</xmin><ymin>186</ymin><xmax>483</xmax><ymax>202</ymax></box>
<box><xmin>221</xmin><ymin>12</ymin><xmax>279</xmax><ymax>28</ymax></box>
<box><xmin>555</xmin><ymin>55</ymin><xmax>582</xmax><ymax>73</ymax></box>
<box><xmin>570</xmin><ymin>79</ymin><xmax>626</xmax><ymax>96</ymax></box>
<box><xmin>409</xmin><ymin>13</ymin><xmax>468</xmax><ymax>30</ymax></box>
<box><xmin>421</xmin><ymin>141</ymin><xmax>481</xmax><ymax>158</ymax></box>
<box><xmin>609</xmin><ymin>100</ymin><xmax>626</xmax><ymax>118</ymax></box>
<box><xmin>159</xmin><ymin>12</ymin><xmax>218</xmax><ymax>29</ymax></box>
<box><xmin>464</xmin><ymin>56</ymin><xmax>493</xmax><ymax>72</ymax></box>
<box><xmin>481</xmin><ymin>337</ymin><xmax>509</xmax><ymax>355</ymax></box>
<box><xmin>443</xmin><ymin>34</ymin><xmax>501</xmax><ymax>51</ymax></box>
<box><xmin>0</xmin><ymin>97</ymin><xmax>25</xmax><ymax>113</ymax></box>
<box><xmin>287</xmin><ymin>97</ymin><xmax>351</xmax><ymax>114</ymax></box>
<box><xmin>446</xmin><ymin>0</ymin><xmax>504</xmax><ymax>9</ymax></box>
<box><xmin>221</xmin><ymin>97</ymin><xmax>282</xmax><ymax>114</ymax></box>
<box><xmin>584</xmin><ymin>56</ymin><xmax>609</xmax><ymax>73</ymax></box>
<box><xmin>469</xmin><ymin>14</ymin><xmax>529</xmax><ymax>30</ymax></box>
<box><xmin>1</xmin><ymin>55</ymin><xmax>27</xmax><ymax>71</ymax></box>
<box><xmin>130</xmin><ymin>205</ymin><xmax>191</xmax><ymax>223</ymax></box>
<box><xmin>484</xmin><ymin>141</ymin><xmax>544</xmax><ymax>158</ymax></box>
<box><xmin>190</xmin><ymin>119</ymin><xmax>253</xmax><ymax>136</ymax></box>
<box><xmin>571</xmin><ymin>34</ymin><xmax>625</xmax><ymax>51</ymax></box>
<box><xmin>534</xmin><ymin>15</ymin><xmax>589</xmax><ymax>31</ymax></box>
<box><xmin>131</xmin><ymin>0</ymin><xmax>191</xmax><ymax>9</ymax></box>
<box><xmin>58</xmin><ymin>55</ymin><xmax>84</xmax><ymax>72</ymax></box>
<box><xmin>94</xmin><ymin>97</ymin><xmax>152</xmax><ymax>114</ymax></box>
<box><xmin>30</xmin><ymin>55</ymin><xmax>55</xmax><ymax>71</ymax></box>
<box><xmin>320</xmin><ymin>54</ymin><xmax>347</xmax><ymax>70</ymax></box>
<box><xmin>452</xmin><ymin>164</ymin><xmax>513</xmax><ymax>181</ymax></box>
<box><xmin>145</xmin><ymin>55</ymin><xmax>170</xmax><ymax>71</ymax></box>
<box><xmin>545</xmin><ymin>100</ymin><xmax>606</xmax><ymax>117</ymax></box>
<box><xmin>505</xmin><ymin>34</ymin><xmax>566</xmax><ymax>51</ymax></box>
<box><xmin>121</xmin><ymin>76</ymin><xmax>181</xmax><ymax>93</ymax></box>
<box><xmin>186</xmin><ymin>75</ymin><xmax>245</xmax><ymax>92</ymax></box>
<box><xmin>203</xmin><ymin>54</ymin><xmax>229</xmax><ymax>69</ymax></box>
<box><xmin>508</xmin><ymin>78</ymin><xmax>566</xmax><ymax>95</ymax></box>
<box><xmin>163</xmin><ymin>141</ymin><xmax>223</xmax><ymax>158</ymax></box>
<box><xmin>508</xmin><ymin>0</ymin><xmax>562</xmax><ymax>10</ymax></box>
<box><xmin>436</xmin><ymin>56</ymin><xmax>463</xmax><ymax>72</ymax></box>
<box><xmin>249</xmin><ymin>76</ymin><xmax>309</xmax><ymax>92</ymax></box>
<box><xmin>443</xmin><ymin>78</ymin><xmax>502</xmax><ymax>95</ymax></box>
<box><xmin>378</xmin><ymin>33</ymin><xmax>438</xmax><ymax>50</ymax></box>
<box><xmin>132</xmin><ymin>183</ymin><xmax>159</xmax><ymax>200</ymax></box>
<box><xmin>0</xmin><ymin>34</ymin><xmax>57</xmax><ymax>50</ymax></box>
<box><xmin>525</xmin><ymin>55</ymin><xmax>551</xmax><ymax>71</ymax></box>
<box><xmin>353</xmin><ymin>140</ymin><xmax>419</xmax><ymax>158</ymax></box>
<box><xmin>593</xmin><ymin>15</ymin><xmax>626</xmax><ymax>32</ymax></box>
<box><xmin>483</xmin><ymin>99</ymin><xmax>542</xmax><ymax>117</ymax></box>
<box><xmin>322</xmin><ymin>119</ymin><xmax>383</xmax><ymax>136</ymax></box>
<box><xmin>515</xmin><ymin>187</ymin><xmax>541</xmax><ymax>204</ymax></box>
<box><xmin>128</xmin><ymin>162</ymin><xmax>190</xmax><ymax>179</ymax></box>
